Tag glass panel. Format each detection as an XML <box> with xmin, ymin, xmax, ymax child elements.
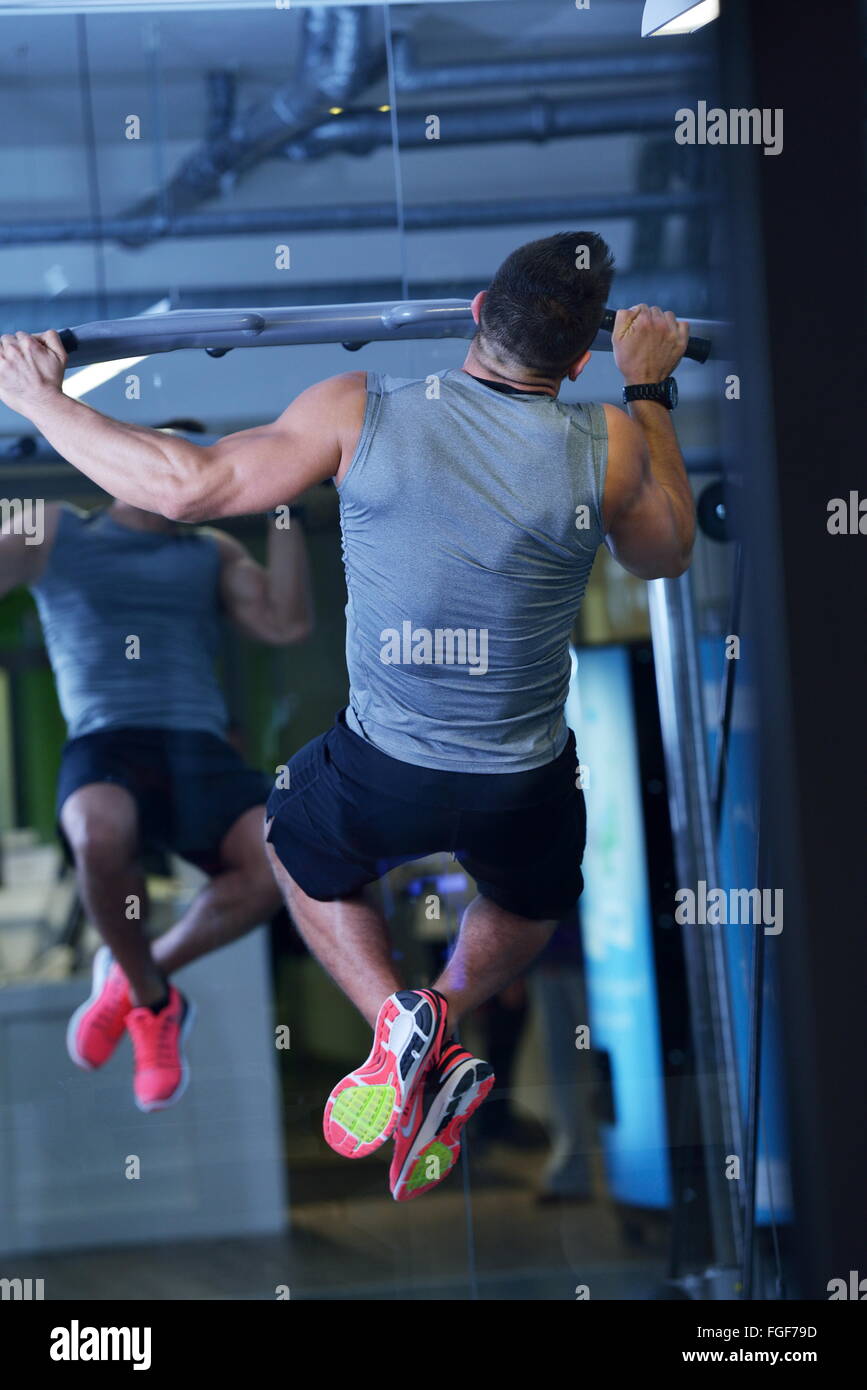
<box><xmin>385</xmin><ymin>0</ymin><xmax>723</xmax><ymax>1300</ymax></box>
<box><xmin>0</xmin><ymin>0</ymin><xmax>802</xmax><ymax>1307</ymax></box>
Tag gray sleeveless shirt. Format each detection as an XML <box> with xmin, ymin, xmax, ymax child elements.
<box><xmin>30</xmin><ymin>506</ymin><xmax>228</xmax><ymax>740</ymax></box>
<box><xmin>339</xmin><ymin>368</ymin><xmax>608</xmax><ymax>772</ymax></box>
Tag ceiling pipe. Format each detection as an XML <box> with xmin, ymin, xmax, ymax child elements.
<box><xmin>115</xmin><ymin>23</ymin><xmax>709</xmax><ymax>248</ymax></box>
<box><xmin>0</xmin><ymin>190</ymin><xmax>711</xmax><ymax>248</ymax></box>
<box><xmin>0</xmin><ymin>91</ymin><xmax>703</xmax><ymax>248</ymax></box>
<box><xmin>204</xmin><ymin>70</ymin><xmax>237</xmax><ymax>143</ymax></box>
<box><xmin>390</xmin><ymin>35</ymin><xmax>709</xmax><ymax>92</ymax></box>
<box><xmin>281</xmin><ymin>92</ymin><xmax>694</xmax><ymax>161</ymax></box>
<box><xmin>117</xmin><ymin>5</ymin><xmax>380</xmax><ymax>246</ymax></box>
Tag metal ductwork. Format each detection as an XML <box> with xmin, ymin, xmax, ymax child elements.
<box><xmin>117</xmin><ymin>5</ymin><xmax>380</xmax><ymax>246</ymax></box>
<box><xmin>0</xmin><ymin>191</ymin><xmax>712</xmax><ymax>249</ymax></box>
<box><xmin>204</xmin><ymin>70</ymin><xmax>237</xmax><ymax>143</ymax></box>
<box><xmin>281</xmin><ymin>93</ymin><xmax>694</xmax><ymax>162</ymax></box>
<box><xmin>111</xmin><ymin>23</ymin><xmax>709</xmax><ymax>250</ymax></box>
<box><xmin>391</xmin><ymin>35</ymin><xmax>708</xmax><ymax>93</ymax></box>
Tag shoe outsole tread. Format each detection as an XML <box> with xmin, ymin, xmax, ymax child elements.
<box><xmin>323</xmin><ymin>990</ymin><xmax>447</xmax><ymax>1159</ymax></box>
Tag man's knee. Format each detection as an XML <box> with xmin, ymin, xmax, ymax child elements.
<box><xmin>231</xmin><ymin>850</ymin><xmax>283</xmax><ymax>918</ymax></box>
<box><xmin>264</xmin><ymin>842</ymin><xmax>313</xmax><ymax>913</ymax></box>
<box><xmin>68</xmin><ymin>818</ymin><xmax>138</xmax><ymax>876</ymax></box>
<box><xmin>248</xmin><ymin>869</ymin><xmax>282</xmax><ymax>919</ymax></box>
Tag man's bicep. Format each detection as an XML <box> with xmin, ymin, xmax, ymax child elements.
<box><xmin>202</xmin><ymin>418</ymin><xmax>334</xmax><ymax>520</ymax></box>
<box><xmin>212</xmin><ymin>532</ymin><xmax>268</xmax><ymax>620</ymax></box>
<box><xmin>605</xmin><ymin>470</ymin><xmax>682</xmax><ymax>579</ymax></box>
<box><xmin>602</xmin><ymin>406</ymin><xmax>683</xmax><ymax>580</ymax></box>
<box><xmin>199</xmin><ymin>374</ymin><xmax>364</xmax><ymax>520</ymax></box>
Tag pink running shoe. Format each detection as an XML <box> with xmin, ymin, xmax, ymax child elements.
<box><xmin>66</xmin><ymin>946</ymin><xmax>133</xmax><ymax>1071</ymax></box>
<box><xmin>323</xmin><ymin>989</ymin><xmax>448</xmax><ymax>1159</ymax></box>
<box><xmin>389</xmin><ymin>1041</ymin><xmax>495</xmax><ymax>1202</ymax></box>
<box><xmin>126</xmin><ymin>986</ymin><xmax>196</xmax><ymax>1113</ymax></box>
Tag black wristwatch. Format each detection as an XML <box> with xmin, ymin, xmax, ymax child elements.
<box><xmin>622</xmin><ymin>377</ymin><xmax>678</xmax><ymax>411</ymax></box>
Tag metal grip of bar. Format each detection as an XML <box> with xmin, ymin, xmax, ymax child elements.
<box><xmin>599</xmin><ymin>308</ymin><xmax>711</xmax><ymax>363</ymax></box>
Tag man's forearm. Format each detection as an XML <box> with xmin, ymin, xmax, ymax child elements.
<box><xmin>627</xmin><ymin>399</ymin><xmax>696</xmax><ymax>557</ymax></box>
<box><xmin>28</xmin><ymin>391</ymin><xmax>207</xmax><ymax>518</ymax></box>
<box><xmin>266</xmin><ymin>518</ymin><xmax>314</xmax><ymax>638</ymax></box>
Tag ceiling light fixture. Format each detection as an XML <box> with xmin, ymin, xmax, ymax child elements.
<box><xmin>641</xmin><ymin>0</ymin><xmax>720</xmax><ymax>37</ymax></box>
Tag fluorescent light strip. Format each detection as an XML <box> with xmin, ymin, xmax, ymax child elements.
<box><xmin>62</xmin><ymin>353</ymin><xmax>148</xmax><ymax>399</ymax></box>
<box><xmin>642</xmin><ymin>0</ymin><xmax>720</xmax><ymax>37</ymax></box>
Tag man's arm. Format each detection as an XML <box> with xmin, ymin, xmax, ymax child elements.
<box><xmin>207</xmin><ymin>520</ymin><xmax>315</xmax><ymax>646</ymax></box>
<box><xmin>601</xmin><ymin>305</ymin><xmax>696</xmax><ymax>580</ymax></box>
<box><xmin>0</xmin><ymin>502</ymin><xmax>60</xmax><ymax>598</ymax></box>
<box><xmin>0</xmin><ymin>330</ymin><xmax>367</xmax><ymax>522</ymax></box>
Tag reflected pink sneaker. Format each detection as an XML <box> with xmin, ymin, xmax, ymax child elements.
<box><xmin>66</xmin><ymin>946</ymin><xmax>132</xmax><ymax>1071</ymax></box>
<box><xmin>126</xmin><ymin>986</ymin><xmax>195</xmax><ymax>1112</ymax></box>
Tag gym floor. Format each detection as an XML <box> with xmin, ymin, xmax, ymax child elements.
<box><xmin>11</xmin><ymin>1153</ymin><xmax>668</xmax><ymax>1302</ymax></box>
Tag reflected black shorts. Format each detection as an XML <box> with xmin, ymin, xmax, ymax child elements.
<box><xmin>57</xmin><ymin>726</ymin><xmax>271</xmax><ymax>876</ymax></box>
<box><xmin>266</xmin><ymin>709</ymin><xmax>586</xmax><ymax>920</ymax></box>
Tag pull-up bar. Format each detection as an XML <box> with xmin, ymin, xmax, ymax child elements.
<box><xmin>55</xmin><ymin>300</ymin><xmax>728</xmax><ymax>369</ymax></box>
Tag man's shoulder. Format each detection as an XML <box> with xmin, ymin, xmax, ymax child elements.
<box><xmin>557</xmin><ymin>397</ymin><xmax>611</xmax><ymax>437</ymax></box>
<box><xmin>308</xmin><ymin>369</ymin><xmax>441</xmax><ymax>412</ymax></box>
<box><xmin>13</xmin><ymin>500</ymin><xmax>65</xmax><ymax>588</ymax></box>
<box><xmin>597</xmin><ymin>404</ymin><xmax>649</xmax><ymax>530</ymax></box>
<box><xmin>196</xmin><ymin>525</ymin><xmax>247</xmax><ymax>566</ymax></box>
<box><xmin>294</xmin><ymin>370</ymin><xmax>369</xmax><ymax>430</ymax></box>
<box><xmin>49</xmin><ymin>502</ymin><xmax>113</xmax><ymax>548</ymax></box>
<box><xmin>315</xmin><ymin>370</ymin><xmax>370</xmax><ymax>401</ymax></box>
<box><xmin>600</xmin><ymin>402</ymin><xmax>643</xmax><ymax>459</ymax></box>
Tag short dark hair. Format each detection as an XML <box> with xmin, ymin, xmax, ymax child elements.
<box><xmin>478</xmin><ymin>231</ymin><xmax>615</xmax><ymax>375</ymax></box>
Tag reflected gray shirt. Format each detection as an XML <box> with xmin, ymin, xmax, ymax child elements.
<box><xmin>30</xmin><ymin>506</ymin><xmax>228</xmax><ymax>740</ymax></box>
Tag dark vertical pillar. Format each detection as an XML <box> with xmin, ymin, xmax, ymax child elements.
<box><xmin>719</xmin><ymin>0</ymin><xmax>867</xmax><ymax>1297</ymax></box>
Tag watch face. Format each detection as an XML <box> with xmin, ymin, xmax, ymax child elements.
<box><xmin>666</xmin><ymin>377</ymin><xmax>678</xmax><ymax>409</ymax></box>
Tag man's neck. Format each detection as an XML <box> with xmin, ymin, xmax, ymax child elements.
<box><xmin>461</xmin><ymin>343</ymin><xmax>562</xmax><ymax>398</ymax></box>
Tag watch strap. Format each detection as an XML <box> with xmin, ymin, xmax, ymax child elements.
<box><xmin>622</xmin><ymin>379</ymin><xmax>675</xmax><ymax>409</ymax></box>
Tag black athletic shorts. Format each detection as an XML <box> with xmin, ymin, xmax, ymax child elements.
<box><xmin>57</xmin><ymin>726</ymin><xmax>271</xmax><ymax>876</ymax></box>
<box><xmin>266</xmin><ymin>709</ymin><xmax>586</xmax><ymax>920</ymax></box>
